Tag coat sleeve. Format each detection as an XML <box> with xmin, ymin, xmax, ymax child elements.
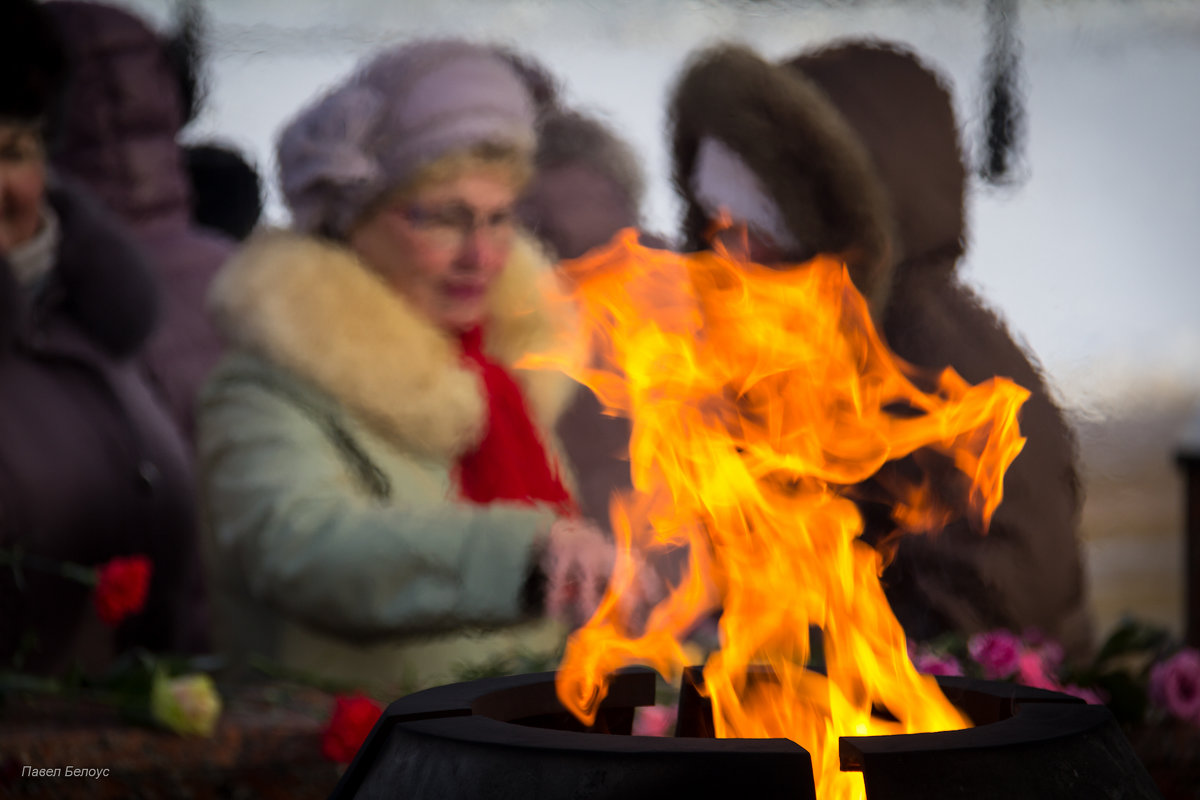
<box><xmin>197</xmin><ymin>370</ymin><xmax>556</xmax><ymax>643</ymax></box>
<box><xmin>877</xmin><ymin>280</ymin><xmax>1093</xmax><ymax>658</ymax></box>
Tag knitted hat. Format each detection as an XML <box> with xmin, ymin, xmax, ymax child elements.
<box><xmin>277</xmin><ymin>39</ymin><xmax>537</xmax><ymax>238</ymax></box>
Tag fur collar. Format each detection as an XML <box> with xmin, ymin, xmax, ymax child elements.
<box><xmin>208</xmin><ymin>229</ymin><xmax>580</xmax><ymax>459</ymax></box>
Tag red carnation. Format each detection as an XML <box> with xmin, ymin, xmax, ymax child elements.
<box><xmin>321</xmin><ymin>694</ymin><xmax>384</xmax><ymax>763</ymax></box>
<box><xmin>93</xmin><ymin>555</ymin><xmax>153</xmax><ymax>626</ymax></box>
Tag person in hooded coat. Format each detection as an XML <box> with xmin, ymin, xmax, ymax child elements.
<box><xmin>43</xmin><ymin>0</ymin><xmax>234</xmax><ymax>444</ymax></box>
<box><xmin>667</xmin><ymin>39</ymin><xmax>1092</xmax><ymax>657</ymax></box>
<box><xmin>0</xmin><ymin>0</ymin><xmax>207</xmax><ymax>674</ymax></box>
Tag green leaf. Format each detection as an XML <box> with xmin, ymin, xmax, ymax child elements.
<box><xmin>8</xmin><ymin>630</ymin><xmax>40</xmax><ymax>671</ymax></box>
<box><xmin>448</xmin><ymin>646</ymin><xmax>564</xmax><ymax>684</ymax></box>
<box><xmin>450</xmin><ymin>655</ymin><xmax>517</xmax><ymax>682</ymax></box>
<box><xmin>87</xmin><ymin>648</ymin><xmax>159</xmax><ymax>700</ymax></box>
<box><xmin>7</xmin><ymin>558</ymin><xmax>26</xmax><ymax>592</ymax></box>
<box><xmin>1091</xmin><ymin>670</ymin><xmax>1149</xmax><ymax>726</ymax></box>
<box><xmin>927</xmin><ymin>631</ymin><xmax>969</xmax><ymax>658</ymax></box>
<box><xmin>1090</xmin><ymin>618</ymin><xmax>1175</xmax><ymax>672</ymax></box>
<box><xmin>0</xmin><ymin>671</ymin><xmax>63</xmax><ymax>694</ymax></box>
<box><xmin>246</xmin><ymin>654</ymin><xmax>366</xmax><ymax>695</ymax></box>
<box><xmin>60</xmin><ymin>661</ymin><xmax>87</xmax><ymax>692</ymax></box>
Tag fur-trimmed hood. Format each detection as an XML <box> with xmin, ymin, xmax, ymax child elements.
<box><xmin>207</xmin><ymin>229</ymin><xmax>580</xmax><ymax>460</ymax></box>
<box><xmin>669</xmin><ymin>39</ymin><xmax>968</xmax><ymax>314</ymax></box>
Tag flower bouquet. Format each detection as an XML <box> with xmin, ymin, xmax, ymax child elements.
<box><xmin>909</xmin><ymin>619</ymin><xmax>1200</xmax><ymax>799</ymax></box>
<box><xmin>0</xmin><ymin>549</ymin><xmax>223</xmax><ymax>737</ymax></box>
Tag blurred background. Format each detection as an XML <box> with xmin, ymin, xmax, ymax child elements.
<box><xmin>108</xmin><ymin>0</ymin><xmax>1200</xmax><ymax>642</ymax></box>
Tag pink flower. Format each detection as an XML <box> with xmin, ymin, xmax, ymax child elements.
<box><xmin>913</xmin><ymin>651</ymin><xmax>964</xmax><ymax>677</ymax></box>
<box><xmin>1060</xmin><ymin>684</ymin><xmax>1106</xmax><ymax>705</ymax></box>
<box><xmin>321</xmin><ymin>694</ymin><xmax>385</xmax><ymax>763</ymax></box>
<box><xmin>1023</xmin><ymin>632</ymin><xmax>1065</xmax><ymax>674</ymax></box>
<box><xmin>632</xmin><ymin>704</ymin><xmax>678</xmax><ymax>737</ymax></box>
<box><xmin>94</xmin><ymin>556</ymin><xmax>153</xmax><ymax>626</ymax></box>
<box><xmin>968</xmin><ymin>630</ymin><xmax>1022</xmax><ymax>679</ymax></box>
<box><xmin>1016</xmin><ymin>649</ymin><xmax>1060</xmax><ymax>691</ymax></box>
<box><xmin>1149</xmin><ymin>649</ymin><xmax>1200</xmax><ymax>724</ymax></box>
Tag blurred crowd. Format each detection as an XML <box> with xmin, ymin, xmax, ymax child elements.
<box><xmin>1</xmin><ymin>0</ymin><xmax>1093</xmax><ymax>690</ymax></box>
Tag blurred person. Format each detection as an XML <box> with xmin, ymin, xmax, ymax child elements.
<box><xmin>667</xmin><ymin>40</ymin><xmax>1093</xmax><ymax>657</ymax></box>
<box><xmin>162</xmin><ymin>0</ymin><xmax>262</xmax><ymax>244</ymax></box>
<box><xmin>498</xmin><ymin>46</ymin><xmax>656</xmax><ymax>530</ymax></box>
<box><xmin>159</xmin><ymin>1</ymin><xmax>264</xmax><ymax>243</ymax></box>
<box><xmin>534</xmin><ymin>109</ymin><xmax>644</xmax><ymax>530</ymax></box>
<box><xmin>197</xmin><ymin>40</ymin><xmax>614</xmax><ymax>689</ymax></box>
<box><xmin>0</xmin><ymin>0</ymin><xmax>208</xmax><ymax>674</ymax></box>
<box><xmin>508</xmin><ymin>57</ymin><xmax>651</xmax><ymax>264</ymax></box>
<box><xmin>183</xmin><ymin>142</ymin><xmax>263</xmax><ymax>241</ymax></box>
<box><xmin>44</xmin><ymin>0</ymin><xmax>234</xmax><ymax>444</ymax></box>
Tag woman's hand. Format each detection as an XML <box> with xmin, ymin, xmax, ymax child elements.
<box><xmin>539</xmin><ymin>517</ymin><xmax>673</xmax><ymax>631</ymax></box>
<box><xmin>540</xmin><ymin>517</ymin><xmax>614</xmax><ymax>627</ymax></box>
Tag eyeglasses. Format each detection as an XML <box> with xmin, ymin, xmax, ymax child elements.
<box><xmin>397</xmin><ymin>202</ymin><xmax>518</xmax><ymax>250</ymax></box>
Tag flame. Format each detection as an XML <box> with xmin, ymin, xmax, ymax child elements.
<box><xmin>524</xmin><ymin>227</ymin><xmax>1029</xmax><ymax>799</ymax></box>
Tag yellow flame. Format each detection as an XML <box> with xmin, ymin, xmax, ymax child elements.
<box><xmin>524</xmin><ymin>228</ymin><xmax>1029</xmax><ymax>799</ymax></box>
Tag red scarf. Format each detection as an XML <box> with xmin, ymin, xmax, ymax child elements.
<box><xmin>456</xmin><ymin>327</ymin><xmax>575</xmax><ymax>515</ymax></box>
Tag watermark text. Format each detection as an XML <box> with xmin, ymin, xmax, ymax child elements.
<box><xmin>20</xmin><ymin>765</ymin><xmax>110</xmax><ymax>779</ymax></box>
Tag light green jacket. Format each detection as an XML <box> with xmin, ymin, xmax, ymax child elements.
<box><xmin>198</xmin><ymin>230</ymin><xmax>582</xmax><ymax>691</ymax></box>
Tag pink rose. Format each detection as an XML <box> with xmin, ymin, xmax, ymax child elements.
<box><xmin>1016</xmin><ymin>649</ymin><xmax>1060</xmax><ymax>691</ymax></box>
<box><xmin>1060</xmin><ymin>684</ymin><xmax>1106</xmax><ymax>705</ymax></box>
<box><xmin>632</xmin><ymin>705</ymin><xmax>678</xmax><ymax>737</ymax></box>
<box><xmin>913</xmin><ymin>651</ymin><xmax>964</xmax><ymax>677</ymax></box>
<box><xmin>968</xmin><ymin>630</ymin><xmax>1022</xmax><ymax>679</ymax></box>
<box><xmin>1149</xmin><ymin>649</ymin><xmax>1200</xmax><ymax>724</ymax></box>
<box><xmin>1024</xmin><ymin>634</ymin><xmax>1065</xmax><ymax>674</ymax></box>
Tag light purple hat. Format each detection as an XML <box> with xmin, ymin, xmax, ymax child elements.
<box><xmin>277</xmin><ymin>39</ymin><xmax>537</xmax><ymax>237</ymax></box>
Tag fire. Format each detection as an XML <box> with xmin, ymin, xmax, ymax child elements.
<box><xmin>523</xmin><ymin>227</ymin><xmax>1029</xmax><ymax>799</ymax></box>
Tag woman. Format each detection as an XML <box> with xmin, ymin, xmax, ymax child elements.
<box><xmin>45</xmin><ymin>0</ymin><xmax>235</xmax><ymax>445</ymax></box>
<box><xmin>1</xmin><ymin>0</ymin><xmax>207</xmax><ymax>674</ymax></box>
<box><xmin>198</xmin><ymin>40</ymin><xmax>612</xmax><ymax>690</ymax></box>
<box><xmin>666</xmin><ymin>40</ymin><xmax>1092</xmax><ymax>657</ymax></box>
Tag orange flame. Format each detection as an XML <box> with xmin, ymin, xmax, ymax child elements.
<box><xmin>523</xmin><ymin>227</ymin><xmax>1029</xmax><ymax>799</ymax></box>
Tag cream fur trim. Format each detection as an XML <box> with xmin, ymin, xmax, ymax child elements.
<box><xmin>208</xmin><ymin>228</ymin><xmax>580</xmax><ymax>460</ymax></box>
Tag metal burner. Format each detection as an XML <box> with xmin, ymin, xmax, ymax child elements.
<box><xmin>329</xmin><ymin>667</ymin><xmax>1161</xmax><ymax>799</ymax></box>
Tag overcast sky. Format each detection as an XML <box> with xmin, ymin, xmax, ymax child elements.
<box><xmin>108</xmin><ymin>0</ymin><xmax>1200</xmax><ymax>419</ymax></box>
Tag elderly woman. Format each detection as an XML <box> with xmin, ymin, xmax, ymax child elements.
<box><xmin>198</xmin><ymin>40</ymin><xmax>611</xmax><ymax>690</ymax></box>
<box><xmin>44</xmin><ymin>0</ymin><xmax>236</xmax><ymax>446</ymax></box>
<box><xmin>1</xmin><ymin>0</ymin><xmax>207</xmax><ymax>673</ymax></box>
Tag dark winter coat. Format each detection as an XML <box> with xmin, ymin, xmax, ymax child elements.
<box><xmin>0</xmin><ymin>181</ymin><xmax>207</xmax><ymax>675</ymax></box>
<box><xmin>669</xmin><ymin>40</ymin><xmax>1092</xmax><ymax>656</ymax></box>
<box><xmin>45</xmin><ymin>0</ymin><xmax>233</xmax><ymax>444</ymax></box>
